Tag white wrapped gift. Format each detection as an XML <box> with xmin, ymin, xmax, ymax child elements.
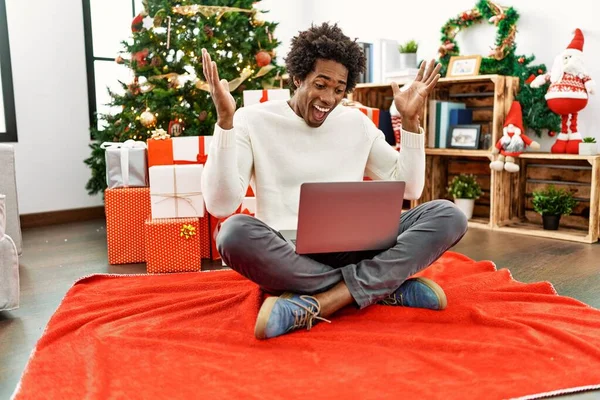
<box><xmin>243</xmin><ymin>89</ymin><xmax>290</xmax><ymax>106</ymax></box>
<box><xmin>149</xmin><ymin>165</ymin><xmax>204</xmax><ymax>219</ymax></box>
<box><xmin>101</xmin><ymin>140</ymin><xmax>148</xmax><ymax>189</ymax></box>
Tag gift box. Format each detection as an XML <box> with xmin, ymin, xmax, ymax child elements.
<box><xmin>144</xmin><ymin>218</ymin><xmax>202</xmax><ymax>274</ymax></box>
<box><xmin>101</xmin><ymin>140</ymin><xmax>148</xmax><ymax>189</ymax></box>
<box><xmin>147</xmin><ymin>135</ymin><xmax>211</xmax><ymax>168</ymax></box>
<box><xmin>243</xmin><ymin>89</ymin><xmax>290</xmax><ymax>106</ymax></box>
<box><xmin>149</xmin><ymin>165</ymin><xmax>204</xmax><ymax>219</ymax></box>
<box><xmin>200</xmin><ymin>216</ymin><xmax>211</xmax><ymax>259</ymax></box>
<box><xmin>209</xmin><ymin>197</ymin><xmax>256</xmax><ymax>260</ymax></box>
<box><xmin>105</xmin><ymin>187</ymin><xmax>151</xmax><ymax>265</ymax></box>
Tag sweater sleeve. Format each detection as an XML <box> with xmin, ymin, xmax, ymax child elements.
<box><xmin>364</xmin><ymin>117</ymin><xmax>426</xmax><ymax>200</ymax></box>
<box><xmin>201</xmin><ymin>110</ymin><xmax>254</xmax><ymax>218</ymax></box>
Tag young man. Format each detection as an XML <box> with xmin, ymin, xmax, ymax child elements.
<box><xmin>201</xmin><ymin>23</ymin><xmax>468</xmax><ymax>340</ymax></box>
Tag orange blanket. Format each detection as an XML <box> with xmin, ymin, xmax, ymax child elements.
<box><xmin>13</xmin><ymin>252</ymin><xmax>600</xmax><ymax>399</ymax></box>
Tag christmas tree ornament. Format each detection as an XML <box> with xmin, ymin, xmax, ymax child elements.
<box><xmin>115</xmin><ymin>56</ymin><xmax>125</xmax><ymax>64</ymax></box>
<box><xmin>198</xmin><ymin>110</ymin><xmax>208</xmax><ymax>122</ymax></box>
<box><xmin>531</xmin><ymin>29</ymin><xmax>596</xmax><ymax>154</ymax></box>
<box><xmin>128</xmin><ymin>78</ymin><xmax>141</xmax><ymax>95</ymax></box>
<box><xmin>142</xmin><ymin>15</ymin><xmax>155</xmax><ymax>30</ymax></box>
<box><xmin>131</xmin><ymin>13</ymin><xmax>145</xmax><ymax>32</ymax></box>
<box><xmin>169</xmin><ymin>120</ymin><xmax>184</xmax><ymax>136</ymax></box>
<box><xmin>140</xmin><ymin>109</ymin><xmax>157</xmax><ymax>128</ymax></box>
<box><xmin>251</xmin><ymin>10</ymin><xmax>265</xmax><ymax>27</ymax></box>
<box><xmin>132</xmin><ymin>49</ymin><xmax>149</xmax><ymax>67</ymax></box>
<box><xmin>203</xmin><ymin>25</ymin><xmax>214</xmax><ymax>39</ymax></box>
<box><xmin>255</xmin><ymin>50</ymin><xmax>271</xmax><ymax>67</ymax></box>
<box><xmin>150</xmin><ymin>56</ymin><xmax>163</xmax><ymax>67</ymax></box>
<box><xmin>490</xmin><ymin>101</ymin><xmax>540</xmax><ymax>173</ymax></box>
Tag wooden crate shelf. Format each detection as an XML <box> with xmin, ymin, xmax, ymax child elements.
<box><xmin>353</xmin><ymin>75</ymin><xmax>600</xmax><ymax>243</ymax></box>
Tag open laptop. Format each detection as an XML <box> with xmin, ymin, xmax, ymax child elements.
<box><xmin>280</xmin><ymin>181</ymin><xmax>406</xmax><ymax>254</ymax></box>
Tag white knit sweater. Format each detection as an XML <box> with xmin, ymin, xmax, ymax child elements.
<box><xmin>201</xmin><ymin>100</ymin><xmax>425</xmax><ymax>231</ymax></box>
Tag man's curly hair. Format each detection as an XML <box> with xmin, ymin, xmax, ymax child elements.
<box><xmin>285</xmin><ymin>23</ymin><xmax>366</xmax><ymax>93</ymax></box>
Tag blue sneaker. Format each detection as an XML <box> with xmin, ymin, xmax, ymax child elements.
<box><xmin>254</xmin><ymin>293</ymin><xmax>331</xmax><ymax>340</ymax></box>
<box><xmin>380</xmin><ymin>277</ymin><xmax>447</xmax><ymax>310</ymax></box>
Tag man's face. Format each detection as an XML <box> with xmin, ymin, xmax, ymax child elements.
<box><xmin>291</xmin><ymin>59</ymin><xmax>348</xmax><ymax>127</ymax></box>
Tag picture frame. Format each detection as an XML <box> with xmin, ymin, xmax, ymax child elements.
<box><xmin>448</xmin><ymin>124</ymin><xmax>481</xmax><ymax>149</ymax></box>
<box><xmin>447</xmin><ymin>55</ymin><xmax>482</xmax><ymax>78</ymax></box>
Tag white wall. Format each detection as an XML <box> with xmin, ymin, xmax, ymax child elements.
<box><xmin>6</xmin><ymin>0</ymin><xmax>100</xmax><ymax>214</ymax></box>
<box><xmin>299</xmin><ymin>0</ymin><xmax>599</xmax><ymax>151</ymax></box>
<box><xmin>4</xmin><ymin>0</ymin><xmax>599</xmax><ymax>213</ymax></box>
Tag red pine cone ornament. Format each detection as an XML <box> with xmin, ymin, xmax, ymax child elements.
<box><xmin>255</xmin><ymin>51</ymin><xmax>271</xmax><ymax>67</ymax></box>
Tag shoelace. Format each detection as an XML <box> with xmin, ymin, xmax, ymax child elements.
<box><xmin>286</xmin><ymin>295</ymin><xmax>331</xmax><ymax>331</ymax></box>
<box><xmin>380</xmin><ymin>292</ymin><xmax>404</xmax><ymax>306</ymax></box>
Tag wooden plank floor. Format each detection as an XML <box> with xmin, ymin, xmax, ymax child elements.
<box><xmin>1</xmin><ymin>219</ymin><xmax>599</xmax><ymax>399</ymax></box>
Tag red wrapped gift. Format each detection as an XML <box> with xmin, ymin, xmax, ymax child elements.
<box><xmin>105</xmin><ymin>187</ymin><xmax>151</xmax><ymax>265</ymax></box>
<box><xmin>147</xmin><ymin>135</ymin><xmax>211</xmax><ymax>167</ymax></box>
<box><xmin>144</xmin><ymin>217</ymin><xmax>202</xmax><ymax>274</ymax></box>
<box><xmin>209</xmin><ymin>198</ymin><xmax>256</xmax><ymax>260</ymax></box>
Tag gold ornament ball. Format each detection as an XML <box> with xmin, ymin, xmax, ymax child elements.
<box><xmin>252</xmin><ymin>11</ymin><xmax>265</xmax><ymax>26</ymax></box>
<box><xmin>140</xmin><ymin>110</ymin><xmax>157</xmax><ymax>127</ymax></box>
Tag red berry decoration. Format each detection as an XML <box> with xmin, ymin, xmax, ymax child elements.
<box><xmin>255</xmin><ymin>51</ymin><xmax>271</xmax><ymax>67</ymax></box>
<box><xmin>518</xmin><ymin>57</ymin><xmax>525</xmax><ymax>64</ymax></box>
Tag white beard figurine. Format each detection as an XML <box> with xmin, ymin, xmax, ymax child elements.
<box><xmin>490</xmin><ymin>101</ymin><xmax>540</xmax><ymax>173</ymax></box>
<box><xmin>530</xmin><ymin>29</ymin><xmax>595</xmax><ymax>154</ymax></box>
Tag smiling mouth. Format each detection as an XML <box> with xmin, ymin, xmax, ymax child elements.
<box><xmin>312</xmin><ymin>104</ymin><xmax>331</xmax><ymax>123</ymax></box>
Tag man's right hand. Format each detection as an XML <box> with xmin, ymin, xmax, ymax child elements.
<box><xmin>202</xmin><ymin>48</ymin><xmax>236</xmax><ymax>130</ymax></box>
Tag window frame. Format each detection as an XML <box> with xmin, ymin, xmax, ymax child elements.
<box><xmin>0</xmin><ymin>0</ymin><xmax>18</xmax><ymax>143</ymax></box>
<box><xmin>82</xmin><ymin>0</ymin><xmax>139</xmax><ymax>131</ymax></box>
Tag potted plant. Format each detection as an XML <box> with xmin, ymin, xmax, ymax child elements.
<box><xmin>447</xmin><ymin>174</ymin><xmax>482</xmax><ymax>219</ymax></box>
<box><xmin>398</xmin><ymin>39</ymin><xmax>418</xmax><ymax>69</ymax></box>
<box><xmin>579</xmin><ymin>137</ymin><xmax>597</xmax><ymax>155</ymax></box>
<box><xmin>531</xmin><ymin>185</ymin><xmax>578</xmax><ymax>230</ymax></box>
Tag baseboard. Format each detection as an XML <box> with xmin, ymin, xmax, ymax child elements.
<box><xmin>20</xmin><ymin>206</ymin><xmax>105</xmax><ymax>229</ymax></box>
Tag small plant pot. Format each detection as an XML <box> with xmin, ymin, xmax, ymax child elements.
<box><xmin>399</xmin><ymin>53</ymin><xmax>418</xmax><ymax>69</ymax></box>
<box><xmin>579</xmin><ymin>142</ymin><xmax>598</xmax><ymax>156</ymax></box>
<box><xmin>542</xmin><ymin>214</ymin><xmax>561</xmax><ymax>230</ymax></box>
<box><xmin>454</xmin><ymin>198</ymin><xmax>475</xmax><ymax>220</ymax></box>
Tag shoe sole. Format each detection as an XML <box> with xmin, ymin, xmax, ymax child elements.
<box><xmin>415</xmin><ymin>277</ymin><xmax>448</xmax><ymax>310</ymax></box>
<box><xmin>254</xmin><ymin>293</ymin><xmax>294</xmax><ymax>340</ymax></box>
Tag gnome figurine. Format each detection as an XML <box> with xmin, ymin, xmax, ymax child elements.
<box><xmin>531</xmin><ymin>29</ymin><xmax>595</xmax><ymax>154</ymax></box>
<box><xmin>490</xmin><ymin>101</ymin><xmax>540</xmax><ymax>173</ymax></box>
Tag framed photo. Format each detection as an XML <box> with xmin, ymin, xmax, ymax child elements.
<box><xmin>447</xmin><ymin>55</ymin><xmax>482</xmax><ymax>78</ymax></box>
<box><xmin>448</xmin><ymin>124</ymin><xmax>481</xmax><ymax>149</ymax></box>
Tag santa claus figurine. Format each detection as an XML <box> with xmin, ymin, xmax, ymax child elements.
<box><xmin>531</xmin><ymin>29</ymin><xmax>596</xmax><ymax>154</ymax></box>
<box><xmin>490</xmin><ymin>101</ymin><xmax>540</xmax><ymax>173</ymax></box>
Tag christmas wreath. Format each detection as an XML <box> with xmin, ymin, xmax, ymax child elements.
<box><xmin>437</xmin><ymin>0</ymin><xmax>560</xmax><ymax>137</ymax></box>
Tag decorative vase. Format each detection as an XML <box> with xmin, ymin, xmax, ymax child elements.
<box><xmin>398</xmin><ymin>53</ymin><xmax>417</xmax><ymax>70</ymax></box>
<box><xmin>454</xmin><ymin>198</ymin><xmax>475</xmax><ymax>220</ymax></box>
<box><xmin>579</xmin><ymin>142</ymin><xmax>598</xmax><ymax>156</ymax></box>
<box><xmin>542</xmin><ymin>214</ymin><xmax>561</xmax><ymax>230</ymax></box>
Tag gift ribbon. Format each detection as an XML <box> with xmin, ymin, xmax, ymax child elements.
<box><xmin>151</xmin><ymin>128</ymin><xmax>170</xmax><ymax>140</ymax></box>
<box><xmin>154</xmin><ymin>166</ymin><xmax>202</xmax><ymax>217</ymax></box>
<box><xmin>100</xmin><ymin>140</ymin><xmax>147</xmax><ymax>187</ymax></box>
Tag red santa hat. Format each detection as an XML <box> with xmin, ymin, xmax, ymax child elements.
<box><xmin>565</xmin><ymin>29</ymin><xmax>584</xmax><ymax>56</ymax></box>
<box><xmin>504</xmin><ymin>101</ymin><xmax>524</xmax><ymax>134</ymax></box>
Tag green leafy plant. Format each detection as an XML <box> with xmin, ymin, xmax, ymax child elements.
<box><xmin>583</xmin><ymin>137</ymin><xmax>597</xmax><ymax>143</ymax></box>
<box><xmin>398</xmin><ymin>40</ymin><xmax>418</xmax><ymax>53</ymax></box>
<box><xmin>532</xmin><ymin>185</ymin><xmax>578</xmax><ymax>216</ymax></box>
<box><xmin>447</xmin><ymin>174</ymin><xmax>482</xmax><ymax>200</ymax></box>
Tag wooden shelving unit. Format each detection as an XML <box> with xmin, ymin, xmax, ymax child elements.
<box><xmin>351</xmin><ymin>75</ymin><xmax>600</xmax><ymax>243</ymax></box>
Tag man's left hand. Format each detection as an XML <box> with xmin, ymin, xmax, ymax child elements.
<box><xmin>392</xmin><ymin>60</ymin><xmax>441</xmax><ymax>133</ymax></box>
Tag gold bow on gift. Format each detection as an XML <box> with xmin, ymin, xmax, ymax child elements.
<box><xmin>180</xmin><ymin>224</ymin><xmax>197</xmax><ymax>239</ymax></box>
<box><xmin>151</xmin><ymin>128</ymin><xmax>170</xmax><ymax>140</ymax></box>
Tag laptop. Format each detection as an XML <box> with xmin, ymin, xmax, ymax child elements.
<box><xmin>280</xmin><ymin>181</ymin><xmax>406</xmax><ymax>254</ymax></box>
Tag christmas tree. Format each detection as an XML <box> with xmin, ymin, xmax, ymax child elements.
<box><xmin>85</xmin><ymin>0</ymin><xmax>285</xmax><ymax>195</ymax></box>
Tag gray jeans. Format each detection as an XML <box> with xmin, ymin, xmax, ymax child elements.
<box><xmin>217</xmin><ymin>199</ymin><xmax>468</xmax><ymax>308</ymax></box>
